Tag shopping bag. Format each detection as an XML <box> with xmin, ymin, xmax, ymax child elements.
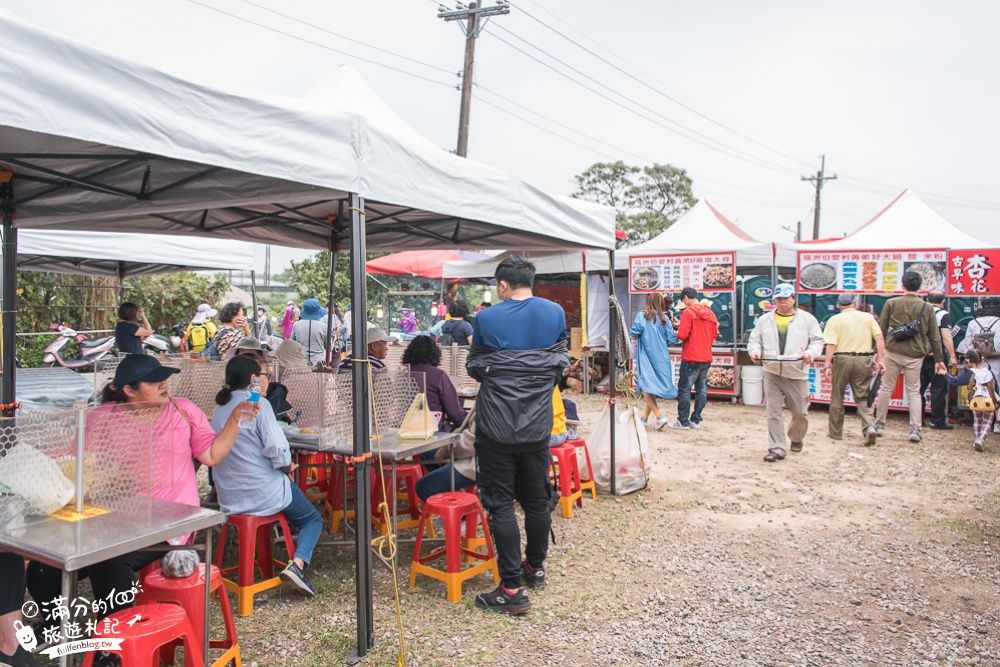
<box><xmin>591</xmin><ymin>404</ymin><xmax>651</xmax><ymax>495</ymax></box>
<box><xmin>0</xmin><ymin>443</ymin><xmax>75</xmax><ymax>515</ymax></box>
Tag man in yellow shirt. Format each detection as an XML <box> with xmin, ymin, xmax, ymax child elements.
<box><xmin>822</xmin><ymin>294</ymin><xmax>885</xmax><ymax>445</ymax></box>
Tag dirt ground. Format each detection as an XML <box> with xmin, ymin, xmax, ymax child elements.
<box><xmin>38</xmin><ymin>394</ymin><xmax>1000</xmax><ymax>667</ymax></box>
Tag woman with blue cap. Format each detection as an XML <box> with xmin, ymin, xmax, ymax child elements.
<box><xmin>290</xmin><ymin>298</ymin><xmax>332</xmax><ymax>366</ymax></box>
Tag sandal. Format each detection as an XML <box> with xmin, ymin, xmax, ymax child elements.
<box><xmin>790</xmin><ymin>442</ymin><xmax>803</xmax><ymax>452</ymax></box>
<box><xmin>763</xmin><ymin>452</ymin><xmax>785</xmax><ymax>463</ymax></box>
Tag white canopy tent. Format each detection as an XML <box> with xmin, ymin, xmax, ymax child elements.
<box><xmin>13</xmin><ymin>229</ymin><xmax>256</xmax><ymax>277</ymax></box>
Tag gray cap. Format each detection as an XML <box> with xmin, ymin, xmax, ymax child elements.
<box><xmin>367</xmin><ymin>327</ymin><xmax>394</xmax><ymax>344</ymax></box>
<box><xmin>837</xmin><ymin>293</ymin><xmax>857</xmax><ymax>306</ymax></box>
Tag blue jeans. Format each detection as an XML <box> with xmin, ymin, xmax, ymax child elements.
<box><xmin>415</xmin><ymin>465</ymin><xmax>475</xmax><ymax>502</ymax></box>
<box><xmin>549</xmin><ymin>431</ymin><xmax>567</xmax><ymax>447</ymax></box>
<box><xmin>676</xmin><ymin>361</ymin><xmax>710</xmax><ymax>426</ymax></box>
<box><xmin>282</xmin><ymin>482</ymin><xmax>323</xmax><ymax>566</ymax></box>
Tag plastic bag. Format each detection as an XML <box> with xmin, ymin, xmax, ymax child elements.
<box><xmin>591</xmin><ymin>404</ymin><xmax>651</xmax><ymax>495</ymax></box>
<box><xmin>161</xmin><ymin>550</ymin><xmax>200</xmax><ymax>579</ymax></box>
<box><xmin>0</xmin><ymin>443</ymin><xmax>75</xmax><ymax>515</ymax></box>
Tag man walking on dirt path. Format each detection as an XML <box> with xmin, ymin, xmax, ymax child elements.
<box><xmin>669</xmin><ymin>287</ymin><xmax>719</xmax><ymax>430</ymax></box>
<box><xmin>748</xmin><ymin>283</ymin><xmax>825</xmax><ymax>462</ymax></box>
<box><xmin>822</xmin><ymin>293</ymin><xmax>885</xmax><ymax>446</ymax></box>
<box><xmin>467</xmin><ymin>256</ymin><xmax>569</xmax><ymax>615</ymax></box>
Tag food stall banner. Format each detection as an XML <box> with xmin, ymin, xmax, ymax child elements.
<box><xmin>947</xmin><ymin>250</ymin><xmax>1000</xmax><ymax>296</ymax></box>
<box><xmin>797</xmin><ymin>249</ymin><xmax>947</xmax><ymax>294</ymax></box>
<box><xmin>630</xmin><ymin>252</ymin><xmax>735</xmax><ymax>294</ymax></box>
<box><xmin>669</xmin><ymin>352</ymin><xmax>736</xmax><ymax>396</ymax></box>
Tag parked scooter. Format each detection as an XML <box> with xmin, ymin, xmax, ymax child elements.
<box><xmin>42</xmin><ymin>323</ymin><xmax>116</xmax><ymax>370</ymax></box>
<box><xmin>142</xmin><ymin>324</ymin><xmax>186</xmax><ymax>355</ymax></box>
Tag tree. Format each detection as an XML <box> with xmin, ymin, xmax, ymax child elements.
<box><xmin>572</xmin><ymin>161</ymin><xmax>697</xmax><ymax>247</ymax></box>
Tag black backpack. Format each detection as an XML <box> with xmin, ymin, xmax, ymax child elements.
<box><xmin>438</xmin><ymin>320</ymin><xmax>458</xmax><ymax>347</ymax></box>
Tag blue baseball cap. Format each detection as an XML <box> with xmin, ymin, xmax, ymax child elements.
<box><xmin>773</xmin><ymin>284</ymin><xmax>795</xmax><ymax>299</ymax></box>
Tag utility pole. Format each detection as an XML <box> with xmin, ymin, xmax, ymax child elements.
<box><xmin>438</xmin><ymin>1</ymin><xmax>510</xmax><ymax>157</ymax></box>
<box><xmin>782</xmin><ymin>221</ymin><xmax>802</xmax><ymax>242</ymax></box>
<box><xmin>801</xmin><ymin>155</ymin><xmax>837</xmax><ymax>240</ymax></box>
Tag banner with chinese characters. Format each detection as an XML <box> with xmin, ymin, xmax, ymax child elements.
<box><xmin>797</xmin><ymin>249</ymin><xmax>947</xmax><ymax>294</ymax></box>
<box><xmin>806</xmin><ymin>361</ymin><xmax>915</xmax><ymax>410</ymax></box>
<box><xmin>630</xmin><ymin>252</ymin><xmax>736</xmax><ymax>294</ymax></box>
<box><xmin>669</xmin><ymin>351</ymin><xmax>736</xmax><ymax>396</ymax></box>
<box><xmin>947</xmin><ymin>250</ymin><xmax>1000</xmax><ymax>296</ymax></box>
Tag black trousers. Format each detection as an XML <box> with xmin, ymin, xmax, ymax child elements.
<box><xmin>920</xmin><ymin>356</ymin><xmax>948</xmax><ymax>426</ymax></box>
<box><xmin>0</xmin><ymin>552</ymin><xmax>26</xmax><ymax>616</ymax></box>
<box><xmin>475</xmin><ymin>442</ymin><xmax>553</xmax><ymax>589</ymax></box>
<box><xmin>26</xmin><ymin>547</ymin><xmax>162</xmax><ymax>624</ymax></box>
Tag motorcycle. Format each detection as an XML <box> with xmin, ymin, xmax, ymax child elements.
<box><xmin>142</xmin><ymin>324</ymin><xmax>186</xmax><ymax>355</ymax></box>
<box><xmin>41</xmin><ymin>323</ymin><xmax>116</xmax><ymax>370</ymax></box>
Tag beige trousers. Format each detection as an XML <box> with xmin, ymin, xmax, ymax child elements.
<box><xmin>876</xmin><ymin>350</ymin><xmax>924</xmax><ymax>430</ymax></box>
<box><xmin>762</xmin><ymin>371</ymin><xmax>810</xmax><ymax>456</ymax></box>
<box><xmin>828</xmin><ymin>355</ymin><xmax>875</xmax><ymax>438</ymax></box>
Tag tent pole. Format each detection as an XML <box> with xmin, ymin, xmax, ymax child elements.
<box><xmin>1</xmin><ymin>172</ymin><xmax>16</xmax><ymax>417</ymax></box>
<box><xmin>608</xmin><ymin>249</ymin><xmax>617</xmax><ymax>496</ymax></box>
<box><xmin>249</xmin><ymin>270</ymin><xmax>259</xmax><ymax>339</ymax></box>
<box><xmin>117</xmin><ymin>261</ymin><xmax>126</xmax><ymax>302</ymax></box>
<box><xmin>347</xmin><ymin>193</ymin><xmax>375</xmax><ymax>664</ymax></box>
<box><xmin>324</xmin><ymin>240</ymin><xmax>337</xmax><ymax>364</ymax></box>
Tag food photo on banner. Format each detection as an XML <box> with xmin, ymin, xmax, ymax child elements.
<box><xmin>797</xmin><ymin>249</ymin><xmax>947</xmax><ymax>294</ymax></box>
<box><xmin>629</xmin><ymin>252</ymin><xmax>736</xmax><ymax>294</ymax></box>
<box><xmin>947</xmin><ymin>250</ymin><xmax>1000</xmax><ymax>296</ymax></box>
<box><xmin>668</xmin><ymin>352</ymin><xmax>737</xmax><ymax>396</ymax></box>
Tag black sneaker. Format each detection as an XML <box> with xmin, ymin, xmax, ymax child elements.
<box><xmin>474</xmin><ymin>585</ymin><xmax>531</xmax><ymax>615</ymax></box>
<box><xmin>522</xmin><ymin>560</ymin><xmax>546</xmax><ymax>589</ymax></box>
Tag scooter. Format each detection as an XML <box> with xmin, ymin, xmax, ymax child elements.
<box><xmin>142</xmin><ymin>324</ymin><xmax>186</xmax><ymax>355</ymax></box>
<box><xmin>41</xmin><ymin>323</ymin><xmax>116</xmax><ymax>370</ymax></box>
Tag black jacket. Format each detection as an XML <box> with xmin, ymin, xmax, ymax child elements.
<box><xmin>467</xmin><ymin>341</ymin><xmax>569</xmax><ymax>449</ymax></box>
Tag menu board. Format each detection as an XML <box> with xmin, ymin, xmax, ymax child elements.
<box><xmin>797</xmin><ymin>249</ymin><xmax>947</xmax><ymax>294</ymax></box>
<box><xmin>668</xmin><ymin>351</ymin><xmax>736</xmax><ymax>396</ymax></box>
<box><xmin>805</xmin><ymin>361</ymin><xmax>929</xmax><ymax>411</ymax></box>
<box><xmin>947</xmin><ymin>250</ymin><xmax>1000</xmax><ymax>296</ymax></box>
<box><xmin>630</xmin><ymin>252</ymin><xmax>736</xmax><ymax>294</ymax></box>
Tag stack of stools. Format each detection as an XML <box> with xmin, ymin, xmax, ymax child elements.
<box><xmin>214</xmin><ymin>513</ymin><xmax>295</xmax><ymax>616</ymax></box>
<box><xmin>324</xmin><ymin>456</ymin><xmax>356</xmax><ymax>533</ymax></box>
<box><xmin>82</xmin><ymin>603</ymin><xmax>204</xmax><ymax>667</ymax></box>
<box><xmin>137</xmin><ymin>565</ymin><xmax>241</xmax><ymax>667</ymax></box>
<box><xmin>549</xmin><ymin>442</ymin><xmax>583</xmax><ymax>518</ymax></box>
<box><xmin>410</xmin><ymin>491</ymin><xmax>498</xmax><ymax>603</ymax></box>
<box><xmin>564</xmin><ymin>437</ymin><xmax>597</xmax><ymax>501</ymax></box>
<box><xmin>371</xmin><ymin>463</ymin><xmax>425</xmax><ymax>535</ymax></box>
<box><xmin>295</xmin><ymin>452</ymin><xmax>332</xmax><ymax>502</ymax></box>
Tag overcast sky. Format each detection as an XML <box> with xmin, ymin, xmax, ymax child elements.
<box><xmin>3</xmin><ymin>0</ymin><xmax>997</xmax><ymax>271</ymax></box>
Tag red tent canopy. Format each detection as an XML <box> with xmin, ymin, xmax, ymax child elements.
<box><xmin>366</xmin><ymin>249</ymin><xmax>491</xmax><ymax>280</ymax></box>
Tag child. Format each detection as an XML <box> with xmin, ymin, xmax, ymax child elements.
<box><xmin>966</xmin><ymin>350</ymin><xmax>998</xmax><ymax>452</ymax></box>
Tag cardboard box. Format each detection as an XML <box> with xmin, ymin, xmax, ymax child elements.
<box><xmin>570</xmin><ymin>327</ymin><xmax>583</xmax><ymax>359</ymax></box>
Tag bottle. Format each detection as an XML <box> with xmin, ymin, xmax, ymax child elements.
<box><xmin>239</xmin><ymin>376</ymin><xmax>262</xmax><ymax>429</ymax></box>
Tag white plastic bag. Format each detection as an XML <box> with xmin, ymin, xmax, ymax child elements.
<box><xmin>591</xmin><ymin>404</ymin><xmax>651</xmax><ymax>495</ymax></box>
<box><xmin>0</xmin><ymin>444</ymin><xmax>75</xmax><ymax>515</ymax></box>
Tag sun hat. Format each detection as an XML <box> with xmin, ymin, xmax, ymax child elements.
<box><xmin>114</xmin><ymin>354</ymin><xmax>180</xmax><ymax>387</ymax></box>
<box><xmin>300</xmin><ymin>298</ymin><xmax>327</xmax><ymax>321</ymax></box>
<box><xmin>191</xmin><ymin>303</ymin><xmax>218</xmax><ymax>324</ymax></box>
<box><xmin>773</xmin><ymin>284</ymin><xmax>795</xmax><ymax>299</ymax></box>
<box><xmin>274</xmin><ymin>339</ymin><xmax>307</xmax><ymax>367</ymax></box>
<box><xmin>367</xmin><ymin>327</ymin><xmax>394</xmax><ymax>344</ymax></box>
<box><xmin>837</xmin><ymin>293</ymin><xmax>857</xmax><ymax>306</ymax></box>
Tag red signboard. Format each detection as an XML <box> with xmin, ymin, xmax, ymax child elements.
<box><xmin>533</xmin><ymin>283</ymin><xmax>583</xmax><ymax>328</ymax></box>
<box><xmin>947</xmin><ymin>249</ymin><xmax>1000</xmax><ymax>296</ymax></box>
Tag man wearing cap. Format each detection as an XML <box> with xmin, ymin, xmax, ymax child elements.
<box><xmin>748</xmin><ymin>283</ymin><xmax>825</xmax><ymax>462</ymax></box>
<box><xmin>291</xmin><ymin>298</ymin><xmax>332</xmax><ymax>366</ymax></box>
<box><xmin>338</xmin><ymin>328</ymin><xmax>393</xmax><ymax>374</ymax></box>
<box><xmin>822</xmin><ymin>294</ymin><xmax>885</xmax><ymax>445</ymax></box>
<box><xmin>670</xmin><ymin>287</ymin><xmax>719</xmax><ymax>430</ymax></box>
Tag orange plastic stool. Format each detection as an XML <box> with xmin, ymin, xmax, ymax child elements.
<box><xmin>295</xmin><ymin>452</ymin><xmax>331</xmax><ymax>502</ymax></box>
<box><xmin>549</xmin><ymin>443</ymin><xmax>583</xmax><ymax>518</ymax></box>
<box><xmin>82</xmin><ymin>603</ymin><xmax>204</xmax><ymax>667</ymax></box>
<box><xmin>137</xmin><ymin>565</ymin><xmax>241</xmax><ymax>667</ymax></box>
<box><xmin>565</xmin><ymin>437</ymin><xmax>597</xmax><ymax>500</ymax></box>
<box><xmin>409</xmin><ymin>491</ymin><xmax>498</xmax><ymax>603</ymax></box>
<box><xmin>323</xmin><ymin>458</ymin><xmax>356</xmax><ymax>533</ymax></box>
<box><xmin>214</xmin><ymin>513</ymin><xmax>295</xmax><ymax>616</ymax></box>
<box><xmin>372</xmin><ymin>463</ymin><xmax>425</xmax><ymax>534</ymax></box>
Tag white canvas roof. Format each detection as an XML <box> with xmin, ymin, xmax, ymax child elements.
<box><xmin>13</xmin><ymin>230</ymin><xmax>256</xmax><ymax>277</ymax></box>
<box><xmin>796</xmin><ymin>190</ymin><xmax>989</xmax><ymax>251</ymax></box>
<box><xmin>0</xmin><ymin>10</ymin><xmax>615</xmax><ymax>252</ymax></box>
<box><xmin>442</xmin><ymin>250</ymin><xmax>618</xmax><ymax>279</ymax></box>
<box><xmin>622</xmin><ymin>200</ymin><xmax>795</xmax><ymax>266</ymax></box>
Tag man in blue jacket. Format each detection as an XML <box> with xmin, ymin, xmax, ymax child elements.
<box><xmin>467</xmin><ymin>256</ymin><xmax>569</xmax><ymax>614</ymax></box>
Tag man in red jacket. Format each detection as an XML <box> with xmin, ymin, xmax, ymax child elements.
<box><xmin>670</xmin><ymin>287</ymin><xmax>719</xmax><ymax>429</ymax></box>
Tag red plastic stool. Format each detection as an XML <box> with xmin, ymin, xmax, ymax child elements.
<box><xmin>409</xmin><ymin>491</ymin><xmax>498</xmax><ymax>603</ymax></box>
<box><xmin>82</xmin><ymin>603</ymin><xmax>204</xmax><ymax>667</ymax></box>
<box><xmin>137</xmin><ymin>565</ymin><xmax>241</xmax><ymax>667</ymax></box>
<box><xmin>372</xmin><ymin>463</ymin><xmax>425</xmax><ymax>534</ymax></box>
<box><xmin>214</xmin><ymin>513</ymin><xmax>295</xmax><ymax>616</ymax></box>
<box><xmin>565</xmin><ymin>437</ymin><xmax>597</xmax><ymax>500</ymax></box>
<box><xmin>324</xmin><ymin>458</ymin><xmax>356</xmax><ymax>533</ymax></box>
<box><xmin>549</xmin><ymin>443</ymin><xmax>583</xmax><ymax>518</ymax></box>
<box><xmin>295</xmin><ymin>452</ymin><xmax>331</xmax><ymax>502</ymax></box>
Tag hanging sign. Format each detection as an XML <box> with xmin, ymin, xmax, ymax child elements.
<box><xmin>629</xmin><ymin>252</ymin><xmax>736</xmax><ymax>294</ymax></box>
<box><xmin>797</xmin><ymin>249</ymin><xmax>947</xmax><ymax>294</ymax></box>
<box><xmin>947</xmin><ymin>250</ymin><xmax>1000</xmax><ymax>296</ymax></box>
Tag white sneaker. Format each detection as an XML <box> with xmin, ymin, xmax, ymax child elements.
<box><xmin>654</xmin><ymin>416</ymin><xmax>670</xmax><ymax>431</ymax></box>
<box><xmin>667</xmin><ymin>420</ymin><xmax>690</xmax><ymax>430</ymax></box>
<box><xmin>974</xmin><ymin>439</ymin><xmax>985</xmax><ymax>452</ymax></box>
<box><xmin>690</xmin><ymin>421</ymin><xmax>702</xmax><ymax>429</ymax></box>
<box><xmin>993</xmin><ymin>423</ymin><xmax>1000</xmax><ymax>435</ymax></box>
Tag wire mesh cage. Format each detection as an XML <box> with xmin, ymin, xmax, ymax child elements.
<box><xmin>0</xmin><ymin>411</ymin><xmax>76</xmax><ymax>527</ymax></box>
<box><xmin>95</xmin><ymin>354</ymin><xmax>226</xmax><ymax>419</ymax></box>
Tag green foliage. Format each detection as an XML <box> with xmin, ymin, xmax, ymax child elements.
<box><xmin>572</xmin><ymin>160</ymin><xmax>697</xmax><ymax>247</ymax></box>
<box><xmin>122</xmin><ymin>272</ymin><xmax>229</xmax><ymax>329</ymax></box>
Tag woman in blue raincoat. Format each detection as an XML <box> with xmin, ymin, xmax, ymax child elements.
<box><xmin>630</xmin><ymin>293</ymin><xmax>678</xmax><ymax>429</ymax></box>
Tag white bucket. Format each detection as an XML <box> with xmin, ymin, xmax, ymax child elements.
<box><xmin>740</xmin><ymin>365</ymin><xmax>764</xmax><ymax>406</ymax></box>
